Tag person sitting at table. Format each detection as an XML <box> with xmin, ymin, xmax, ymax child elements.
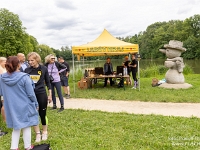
<box><xmin>103</xmin><ymin>57</ymin><xmax>113</xmax><ymax>87</ymax></box>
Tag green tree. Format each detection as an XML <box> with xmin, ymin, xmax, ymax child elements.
<box><xmin>0</xmin><ymin>8</ymin><xmax>33</xmax><ymax>56</ymax></box>
<box><xmin>60</xmin><ymin>46</ymin><xmax>72</xmax><ymax>60</ymax></box>
<box><xmin>139</xmin><ymin>22</ymin><xmax>167</xmax><ymax>59</ymax></box>
<box><xmin>53</xmin><ymin>46</ymin><xmax>73</xmax><ymax>60</ymax></box>
<box><xmin>183</xmin><ymin>35</ymin><xmax>200</xmax><ymax>59</ymax></box>
<box><xmin>133</xmin><ymin>15</ymin><xmax>200</xmax><ymax>59</ymax></box>
<box><xmin>29</xmin><ymin>35</ymin><xmax>39</xmax><ymax>52</ymax></box>
<box><xmin>37</xmin><ymin>44</ymin><xmax>54</xmax><ymax>63</ymax></box>
<box><xmin>52</xmin><ymin>47</ymin><xmax>61</xmax><ymax>58</ymax></box>
<box><xmin>186</xmin><ymin>15</ymin><xmax>200</xmax><ymax>38</ymax></box>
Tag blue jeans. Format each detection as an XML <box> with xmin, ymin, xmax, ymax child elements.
<box><xmin>51</xmin><ymin>82</ymin><xmax>64</xmax><ymax>106</ymax></box>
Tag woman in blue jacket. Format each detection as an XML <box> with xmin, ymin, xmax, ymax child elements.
<box><xmin>0</xmin><ymin>56</ymin><xmax>38</xmax><ymax>150</ymax></box>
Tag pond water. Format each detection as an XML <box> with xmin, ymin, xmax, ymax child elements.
<box><xmin>68</xmin><ymin>59</ymin><xmax>200</xmax><ymax>74</ymax></box>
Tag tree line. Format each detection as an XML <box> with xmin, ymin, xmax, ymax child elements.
<box><xmin>1</xmin><ymin>8</ymin><xmax>200</xmax><ymax>62</ymax></box>
<box><xmin>0</xmin><ymin>8</ymin><xmax>55</xmax><ymax>62</ymax></box>
<box><xmin>121</xmin><ymin>15</ymin><xmax>200</xmax><ymax>59</ymax></box>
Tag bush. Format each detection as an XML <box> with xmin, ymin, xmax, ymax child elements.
<box><xmin>183</xmin><ymin>63</ymin><xmax>194</xmax><ymax>75</ymax></box>
<box><xmin>140</xmin><ymin>64</ymin><xmax>193</xmax><ymax>78</ymax></box>
<box><xmin>140</xmin><ymin>64</ymin><xmax>167</xmax><ymax>78</ymax></box>
<box><xmin>69</xmin><ymin>69</ymin><xmax>84</xmax><ymax>84</ymax></box>
<box><xmin>70</xmin><ymin>64</ymin><xmax>194</xmax><ymax>79</ymax></box>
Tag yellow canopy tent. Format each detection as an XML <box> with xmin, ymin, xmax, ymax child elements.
<box><xmin>71</xmin><ymin>29</ymin><xmax>140</xmax><ymax>92</ymax></box>
<box><xmin>72</xmin><ymin>29</ymin><xmax>139</xmax><ymax>57</ymax></box>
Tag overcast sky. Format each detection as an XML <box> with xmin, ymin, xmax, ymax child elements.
<box><xmin>1</xmin><ymin>0</ymin><xmax>200</xmax><ymax>49</ymax></box>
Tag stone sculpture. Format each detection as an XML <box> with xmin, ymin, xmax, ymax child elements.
<box><xmin>159</xmin><ymin>40</ymin><xmax>186</xmax><ymax>83</ymax></box>
<box><xmin>159</xmin><ymin>40</ymin><xmax>192</xmax><ymax>89</ymax></box>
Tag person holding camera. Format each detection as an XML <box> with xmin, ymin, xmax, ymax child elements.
<box><xmin>45</xmin><ymin>54</ymin><xmax>67</xmax><ymax>113</ymax></box>
<box><xmin>25</xmin><ymin>52</ymin><xmax>52</xmax><ymax>142</ymax></box>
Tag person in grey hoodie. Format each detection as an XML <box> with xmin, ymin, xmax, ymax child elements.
<box><xmin>0</xmin><ymin>56</ymin><xmax>39</xmax><ymax>150</ymax></box>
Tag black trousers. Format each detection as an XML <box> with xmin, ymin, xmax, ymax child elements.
<box><xmin>132</xmin><ymin>71</ymin><xmax>138</xmax><ymax>82</ymax></box>
<box><xmin>104</xmin><ymin>77</ymin><xmax>113</xmax><ymax>87</ymax></box>
<box><xmin>0</xmin><ymin>96</ymin><xmax>2</xmax><ymax>114</ymax></box>
<box><xmin>35</xmin><ymin>93</ymin><xmax>48</xmax><ymax>125</ymax></box>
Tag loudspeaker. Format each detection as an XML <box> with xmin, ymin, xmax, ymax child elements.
<box><xmin>117</xmin><ymin>66</ymin><xmax>123</xmax><ymax>75</ymax></box>
<box><xmin>95</xmin><ymin>67</ymin><xmax>103</xmax><ymax>75</ymax></box>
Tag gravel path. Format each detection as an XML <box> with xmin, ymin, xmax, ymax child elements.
<box><xmin>49</xmin><ymin>98</ymin><xmax>200</xmax><ymax>118</ymax></box>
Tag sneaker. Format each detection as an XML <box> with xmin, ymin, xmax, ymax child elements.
<box><xmin>25</xmin><ymin>145</ymin><xmax>34</xmax><ymax>150</ymax></box>
<box><xmin>35</xmin><ymin>133</ymin><xmax>41</xmax><ymax>142</ymax></box>
<box><xmin>133</xmin><ymin>81</ymin><xmax>137</xmax><ymax>89</ymax></box>
<box><xmin>42</xmin><ymin>133</ymin><xmax>48</xmax><ymax>141</ymax></box>
<box><xmin>58</xmin><ymin>107</ymin><xmax>64</xmax><ymax>113</ymax></box>
<box><xmin>65</xmin><ymin>94</ymin><xmax>70</xmax><ymax>99</ymax></box>
<box><xmin>136</xmin><ymin>81</ymin><xmax>139</xmax><ymax>87</ymax></box>
<box><xmin>51</xmin><ymin>105</ymin><xmax>57</xmax><ymax>110</ymax></box>
<box><xmin>131</xmin><ymin>86</ymin><xmax>136</xmax><ymax>89</ymax></box>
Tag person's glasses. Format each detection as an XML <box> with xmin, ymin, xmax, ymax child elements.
<box><xmin>51</xmin><ymin>58</ymin><xmax>55</xmax><ymax>60</ymax></box>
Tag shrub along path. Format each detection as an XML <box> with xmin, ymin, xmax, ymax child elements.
<box><xmin>50</xmin><ymin>98</ymin><xmax>200</xmax><ymax>118</ymax></box>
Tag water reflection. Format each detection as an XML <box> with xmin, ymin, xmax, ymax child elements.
<box><xmin>68</xmin><ymin>59</ymin><xmax>200</xmax><ymax>74</ymax></box>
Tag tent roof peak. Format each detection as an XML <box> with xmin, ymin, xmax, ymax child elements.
<box><xmin>72</xmin><ymin>29</ymin><xmax>139</xmax><ymax>56</ymax></box>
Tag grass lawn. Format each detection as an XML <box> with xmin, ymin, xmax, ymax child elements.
<box><xmin>1</xmin><ymin>109</ymin><xmax>200</xmax><ymax>150</ymax></box>
<box><xmin>69</xmin><ymin>74</ymin><xmax>200</xmax><ymax>103</ymax></box>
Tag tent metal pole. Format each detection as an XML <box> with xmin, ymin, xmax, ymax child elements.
<box><xmin>128</xmin><ymin>53</ymin><xmax>132</xmax><ymax>85</ymax></box>
<box><xmin>72</xmin><ymin>52</ymin><xmax>75</xmax><ymax>94</ymax></box>
<box><xmin>138</xmin><ymin>60</ymin><xmax>140</xmax><ymax>91</ymax></box>
<box><xmin>137</xmin><ymin>52</ymin><xmax>141</xmax><ymax>91</ymax></box>
<box><xmin>83</xmin><ymin>55</ymin><xmax>84</xmax><ymax>66</ymax></box>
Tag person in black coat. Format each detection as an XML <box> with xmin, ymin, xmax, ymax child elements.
<box><xmin>129</xmin><ymin>54</ymin><xmax>138</xmax><ymax>89</ymax></box>
<box><xmin>58</xmin><ymin>56</ymin><xmax>71</xmax><ymax>99</ymax></box>
<box><xmin>103</xmin><ymin>57</ymin><xmax>113</xmax><ymax>87</ymax></box>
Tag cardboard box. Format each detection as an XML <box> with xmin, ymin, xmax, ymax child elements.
<box><xmin>78</xmin><ymin>78</ymin><xmax>91</xmax><ymax>89</ymax></box>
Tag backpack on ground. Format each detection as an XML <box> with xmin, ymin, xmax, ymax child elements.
<box><xmin>118</xmin><ymin>78</ymin><xmax>124</xmax><ymax>88</ymax></box>
<box><xmin>32</xmin><ymin>144</ymin><xmax>50</xmax><ymax>150</ymax></box>
<box><xmin>152</xmin><ymin>78</ymin><xmax>159</xmax><ymax>87</ymax></box>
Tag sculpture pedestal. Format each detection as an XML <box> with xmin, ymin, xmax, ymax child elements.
<box><xmin>158</xmin><ymin>83</ymin><xmax>192</xmax><ymax>89</ymax></box>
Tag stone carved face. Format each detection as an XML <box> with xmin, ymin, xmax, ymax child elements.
<box><xmin>165</xmin><ymin>48</ymin><xmax>182</xmax><ymax>59</ymax></box>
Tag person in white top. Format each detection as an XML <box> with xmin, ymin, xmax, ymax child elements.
<box><xmin>0</xmin><ymin>57</ymin><xmax>7</xmax><ymax>120</ymax></box>
<box><xmin>0</xmin><ymin>57</ymin><xmax>7</xmax><ymax>137</ymax></box>
<box><xmin>0</xmin><ymin>57</ymin><xmax>6</xmax><ymax>74</ymax></box>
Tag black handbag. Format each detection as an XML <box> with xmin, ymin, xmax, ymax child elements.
<box><xmin>32</xmin><ymin>143</ymin><xmax>50</xmax><ymax>150</ymax></box>
<box><xmin>49</xmin><ymin>75</ymin><xmax>54</xmax><ymax>82</ymax></box>
<box><xmin>49</xmin><ymin>64</ymin><xmax>54</xmax><ymax>83</ymax></box>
